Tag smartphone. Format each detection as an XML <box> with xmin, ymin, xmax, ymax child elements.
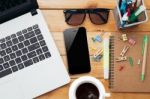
<box><xmin>63</xmin><ymin>27</ymin><xmax>91</xmax><ymax>74</ymax></box>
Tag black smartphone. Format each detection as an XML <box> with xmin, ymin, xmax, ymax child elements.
<box><xmin>63</xmin><ymin>27</ymin><xmax>91</xmax><ymax>74</ymax></box>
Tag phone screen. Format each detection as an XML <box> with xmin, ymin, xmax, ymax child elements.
<box><xmin>63</xmin><ymin>27</ymin><xmax>91</xmax><ymax>74</ymax></box>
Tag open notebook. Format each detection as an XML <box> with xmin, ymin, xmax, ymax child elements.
<box><xmin>109</xmin><ymin>32</ymin><xmax>150</xmax><ymax>92</ymax></box>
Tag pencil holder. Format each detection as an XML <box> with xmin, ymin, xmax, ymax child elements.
<box><xmin>113</xmin><ymin>0</ymin><xmax>148</xmax><ymax>29</ymax></box>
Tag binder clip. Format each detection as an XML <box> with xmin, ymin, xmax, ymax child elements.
<box><xmin>128</xmin><ymin>38</ymin><xmax>136</xmax><ymax>45</ymax></box>
<box><xmin>121</xmin><ymin>34</ymin><xmax>128</xmax><ymax>41</ymax></box>
<box><xmin>116</xmin><ymin>56</ymin><xmax>127</xmax><ymax>62</ymax></box>
<box><xmin>120</xmin><ymin>46</ymin><xmax>129</xmax><ymax>57</ymax></box>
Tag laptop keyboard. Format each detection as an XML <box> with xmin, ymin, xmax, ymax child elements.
<box><xmin>0</xmin><ymin>0</ymin><xmax>27</xmax><ymax>12</ymax></box>
<box><xmin>0</xmin><ymin>24</ymin><xmax>51</xmax><ymax>78</ymax></box>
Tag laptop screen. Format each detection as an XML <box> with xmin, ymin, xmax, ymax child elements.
<box><xmin>0</xmin><ymin>0</ymin><xmax>38</xmax><ymax>24</ymax></box>
<box><xmin>0</xmin><ymin>0</ymin><xmax>27</xmax><ymax>13</ymax></box>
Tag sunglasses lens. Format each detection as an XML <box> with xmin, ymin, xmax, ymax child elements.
<box><xmin>89</xmin><ymin>11</ymin><xmax>109</xmax><ymax>25</ymax></box>
<box><xmin>65</xmin><ymin>13</ymin><xmax>85</xmax><ymax>26</ymax></box>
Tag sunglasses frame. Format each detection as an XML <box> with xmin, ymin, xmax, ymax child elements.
<box><xmin>64</xmin><ymin>8</ymin><xmax>110</xmax><ymax>26</ymax></box>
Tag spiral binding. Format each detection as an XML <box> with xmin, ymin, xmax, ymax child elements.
<box><xmin>109</xmin><ymin>36</ymin><xmax>115</xmax><ymax>89</ymax></box>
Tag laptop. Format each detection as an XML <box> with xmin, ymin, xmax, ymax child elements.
<box><xmin>0</xmin><ymin>0</ymin><xmax>70</xmax><ymax>99</ymax></box>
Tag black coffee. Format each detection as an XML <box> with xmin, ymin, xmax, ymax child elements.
<box><xmin>76</xmin><ymin>83</ymin><xmax>100</xmax><ymax>99</ymax></box>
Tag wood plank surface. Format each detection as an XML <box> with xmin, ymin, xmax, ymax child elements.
<box><xmin>35</xmin><ymin>0</ymin><xmax>150</xmax><ymax>99</ymax></box>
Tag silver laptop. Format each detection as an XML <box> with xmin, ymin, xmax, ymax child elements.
<box><xmin>0</xmin><ymin>0</ymin><xmax>70</xmax><ymax>99</ymax></box>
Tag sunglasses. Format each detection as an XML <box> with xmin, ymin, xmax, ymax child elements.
<box><xmin>64</xmin><ymin>8</ymin><xmax>110</xmax><ymax>26</ymax></box>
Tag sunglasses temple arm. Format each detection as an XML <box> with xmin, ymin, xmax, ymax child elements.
<box><xmin>95</xmin><ymin>12</ymin><xmax>108</xmax><ymax>22</ymax></box>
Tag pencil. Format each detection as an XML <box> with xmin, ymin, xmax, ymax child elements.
<box><xmin>141</xmin><ymin>35</ymin><xmax>149</xmax><ymax>81</ymax></box>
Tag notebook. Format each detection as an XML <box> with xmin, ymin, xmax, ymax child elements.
<box><xmin>109</xmin><ymin>32</ymin><xmax>150</xmax><ymax>92</ymax></box>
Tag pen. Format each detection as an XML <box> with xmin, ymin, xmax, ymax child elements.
<box><xmin>141</xmin><ymin>35</ymin><xmax>149</xmax><ymax>81</ymax></box>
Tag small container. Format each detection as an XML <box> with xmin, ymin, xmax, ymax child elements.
<box><xmin>113</xmin><ymin>0</ymin><xmax>148</xmax><ymax>29</ymax></box>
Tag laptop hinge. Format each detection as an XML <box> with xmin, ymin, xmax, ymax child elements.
<box><xmin>31</xmin><ymin>9</ymin><xmax>38</xmax><ymax>16</ymax></box>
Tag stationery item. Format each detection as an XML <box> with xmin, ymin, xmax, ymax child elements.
<box><xmin>109</xmin><ymin>33</ymin><xmax>150</xmax><ymax>92</ymax></box>
<box><xmin>136</xmin><ymin>0</ymin><xmax>142</xmax><ymax>7</ymax></box>
<box><xmin>128</xmin><ymin>57</ymin><xmax>134</xmax><ymax>66</ymax></box>
<box><xmin>128</xmin><ymin>38</ymin><xmax>136</xmax><ymax>45</ymax></box>
<box><xmin>116</xmin><ymin>56</ymin><xmax>127</xmax><ymax>62</ymax></box>
<box><xmin>93</xmin><ymin>49</ymin><xmax>103</xmax><ymax>58</ymax></box>
<box><xmin>64</xmin><ymin>9</ymin><xmax>110</xmax><ymax>26</ymax></box>
<box><xmin>129</xmin><ymin>5</ymin><xmax>146</xmax><ymax>22</ymax></box>
<box><xmin>141</xmin><ymin>35</ymin><xmax>149</xmax><ymax>81</ymax></box>
<box><xmin>120</xmin><ymin>0</ymin><xmax>127</xmax><ymax>16</ymax></box>
<box><xmin>69</xmin><ymin>76</ymin><xmax>110</xmax><ymax>99</ymax></box>
<box><xmin>103</xmin><ymin>38</ymin><xmax>110</xmax><ymax>79</ymax></box>
<box><xmin>120</xmin><ymin>46</ymin><xmax>129</xmax><ymax>57</ymax></box>
<box><xmin>63</xmin><ymin>27</ymin><xmax>91</xmax><ymax>74</ymax></box>
<box><xmin>121</xmin><ymin>34</ymin><xmax>128</xmax><ymax>41</ymax></box>
<box><xmin>137</xmin><ymin>59</ymin><xmax>141</xmax><ymax>66</ymax></box>
<box><xmin>119</xmin><ymin>65</ymin><xmax>124</xmax><ymax>71</ymax></box>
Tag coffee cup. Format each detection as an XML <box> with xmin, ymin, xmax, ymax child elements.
<box><xmin>69</xmin><ymin>76</ymin><xmax>110</xmax><ymax>99</ymax></box>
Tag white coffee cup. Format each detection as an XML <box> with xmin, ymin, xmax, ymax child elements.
<box><xmin>69</xmin><ymin>76</ymin><xmax>110</xmax><ymax>99</ymax></box>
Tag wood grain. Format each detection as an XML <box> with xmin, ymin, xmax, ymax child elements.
<box><xmin>34</xmin><ymin>0</ymin><xmax>150</xmax><ymax>98</ymax></box>
<box><xmin>37</xmin><ymin>0</ymin><xmax>150</xmax><ymax>9</ymax></box>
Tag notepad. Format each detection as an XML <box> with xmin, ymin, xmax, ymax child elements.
<box><xmin>109</xmin><ymin>33</ymin><xmax>150</xmax><ymax>92</ymax></box>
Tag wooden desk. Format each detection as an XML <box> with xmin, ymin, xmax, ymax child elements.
<box><xmin>37</xmin><ymin>0</ymin><xmax>150</xmax><ymax>99</ymax></box>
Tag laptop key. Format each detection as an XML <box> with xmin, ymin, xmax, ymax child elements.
<box><xmin>6</xmin><ymin>48</ymin><xmax>12</xmax><ymax>54</ymax></box>
<box><xmin>37</xmin><ymin>35</ymin><xmax>43</xmax><ymax>41</ymax></box>
<box><xmin>15</xmin><ymin>57</ymin><xmax>22</xmax><ymax>64</ymax></box>
<box><xmin>0</xmin><ymin>50</ymin><xmax>6</xmax><ymax>56</ymax></box>
<box><xmin>12</xmin><ymin>38</ymin><xmax>19</xmax><ymax>44</ymax></box>
<box><xmin>6</xmin><ymin>41</ymin><xmax>13</xmax><ymax>47</ymax></box>
<box><xmin>9</xmin><ymin>60</ymin><xmax>16</xmax><ymax>67</ymax></box>
<box><xmin>24</xmin><ymin>31</ymin><xmax>35</xmax><ymax>39</ymax></box>
<box><xmin>0</xmin><ymin>65</ymin><xmax>3</xmax><ymax>71</ymax></box>
<box><xmin>18</xmin><ymin>36</ymin><xmax>25</xmax><ymax>42</ymax></box>
<box><xmin>27</xmin><ymin>27</ymin><xmax>33</xmax><ymax>31</ymax></box>
<box><xmin>27</xmin><ymin>51</ymin><xmax>36</xmax><ymax>59</ymax></box>
<box><xmin>30</xmin><ymin>37</ymin><xmax>37</xmax><ymax>44</ymax></box>
<box><xmin>1</xmin><ymin>43</ymin><xmax>7</xmax><ymax>49</ymax></box>
<box><xmin>34</xmin><ymin>29</ymin><xmax>41</xmax><ymax>35</ymax></box>
<box><xmin>36</xmin><ymin>48</ymin><xmax>43</xmax><ymax>55</ymax></box>
<box><xmin>42</xmin><ymin>46</ymin><xmax>48</xmax><ymax>52</ymax></box>
<box><xmin>10</xmin><ymin>53</ymin><xmax>16</xmax><ymax>59</ymax></box>
<box><xmin>4</xmin><ymin>55</ymin><xmax>10</xmax><ymax>62</ymax></box>
<box><xmin>18</xmin><ymin>43</ymin><xmax>24</xmax><ymax>49</ymax></box>
<box><xmin>33</xmin><ymin>57</ymin><xmax>39</xmax><ymax>63</ymax></box>
<box><xmin>22</xmin><ymin>29</ymin><xmax>27</xmax><ymax>34</ymax></box>
<box><xmin>24</xmin><ymin>40</ymin><xmax>30</xmax><ymax>46</ymax></box>
<box><xmin>16</xmin><ymin>50</ymin><xmax>22</xmax><ymax>57</ymax></box>
<box><xmin>0</xmin><ymin>58</ymin><xmax>4</xmax><ymax>64</ymax></box>
<box><xmin>45</xmin><ymin>52</ymin><xmax>51</xmax><ymax>58</ymax></box>
<box><xmin>17</xmin><ymin>31</ymin><xmax>22</xmax><ymax>36</ymax></box>
<box><xmin>33</xmin><ymin>24</ymin><xmax>39</xmax><ymax>29</ymax></box>
<box><xmin>39</xmin><ymin>54</ymin><xmax>45</xmax><ymax>61</ymax></box>
<box><xmin>39</xmin><ymin>40</ymin><xmax>46</xmax><ymax>46</ymax></box>
<box><xmin>3</xmin><ymin>62</ymin><xmax>10</xmax><ymax>69</ymax></box>
<box><xmin>6</xmin><ymin>36</ymin><xmax>11</xmax><ymax>41</ymax></box>
<box><xmin>22</xmin><ymin>48</ymin><xmax>28</xmax><ymax>54</ymax></box>
<box><xmin>28</xmin><ymin>43</ymin><xmax>40</xmax><ymax>52</ymax></box>
<box><xmin>24</xmin><ymin>60</ymin><xmax>33</xmax><ymax>67</ymax></box>
<box><xmin>0</xmin><ymin>38</ymin><xmax>5</xmax><ymax>43</ymax></box>
<box><xmin>18</xmin><ymin>63</ymin><xmax>24</xmax><ymax>70</ymax></box>
<box><xmin>11</xmin><ymin>34</ymin><xmax>16</xmax><ymax>39</ymax></box>
<box><xmin>12</xmin><ymin>45</ymin><xmax>18</xmax><ymax>51</ymax></box>
<box><xmin>21</xmin><ymin>55</ymin><xmax>28</xmax><ymax>61</ymax></box>
<box><xmin>12</xmin><ymin>66</ymin><xmax>18</xmax><ymax>72</ymax></box>
<box><xmin>0</xmin><ymin>69</ymin><xmax>12</xmax><ymax>78</ymax></box>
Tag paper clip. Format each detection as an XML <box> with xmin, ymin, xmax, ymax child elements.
<box><xmin>116</xmin><ymin>56</ymin><xmax>127</xmax><ymax>62</ymax></box>
<box><xmin>93</xmin><ymin>49</ymin><xmax>103</xmax><ymax>58</ymax></box>
<box><xmin>120</xmin><ymin>46</ymin><xmax>129</xmax><ymax>57</ymax></box>
<box><xmin>121</xmin><ymin>34</ymin><xmax>128</xmax><ymax>41</ymax></box>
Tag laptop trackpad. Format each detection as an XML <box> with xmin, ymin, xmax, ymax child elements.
<box><xmin>0</xmin><ymin>80</ymin><xmax>23</xmax><ymax>99</ymax></box>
